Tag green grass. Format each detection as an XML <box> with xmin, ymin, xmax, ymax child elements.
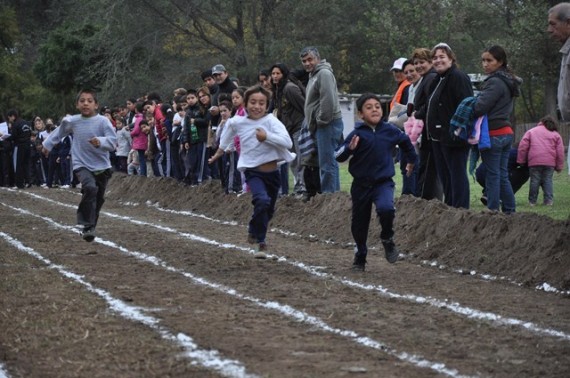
<box><xmin>337</xmin><ymin>162</ymin><xmax>570</xmax><ymax>221</ymax></box>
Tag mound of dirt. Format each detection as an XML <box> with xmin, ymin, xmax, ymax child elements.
<box><xmin>107</xmin><ymin>174</ymin><xmax>570</xmax><ymax>290</ymax></box>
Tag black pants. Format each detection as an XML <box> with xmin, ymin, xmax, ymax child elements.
<box><xmin>417</xmin><ymin>139</ymin><xmax>443</xmax><ymax>201</ymax></box>
<box><xmin>74</xmin><ymin>168</ymin><xmax>112</xmax><ymax>230</ymax></box>
<box><xmin>0</xmin><ymin>146</ymin><xmax>13</xmax><ymax>187</ymax></box>
<box><xmin>303</xmin><ymin>166</ymin><xmax>321</xmax><ymax>198</ymax></box>
<box><xmin>14</xmin><ymin>143</ymin><xmax>31</xmax><ymax>188</ymax></box>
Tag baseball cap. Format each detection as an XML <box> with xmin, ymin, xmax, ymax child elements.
<box><xmin>212</xmin><ymin>64</ymin><xmax>226</xmax><ymax>74</ymax></box>
<box><xmin>390</xmin><ymin>57</ymin><xmax>407</xmax><ymax>71</ymax></box>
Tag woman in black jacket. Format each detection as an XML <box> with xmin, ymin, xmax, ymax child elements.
<box><xmin>270</xmin><ymin>63</ymin><xmax>307</xmax><ymax>195</ymax></box>
<box><xmin>424</xmin><ymin>43</ymin><xmax>474</xmax><ymax>209</ymax></box>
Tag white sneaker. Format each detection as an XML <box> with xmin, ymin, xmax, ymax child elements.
<box><xmin>61</xmin><ymin>185</ymin><xmax>70</xmax><ymax>189</ymax></box>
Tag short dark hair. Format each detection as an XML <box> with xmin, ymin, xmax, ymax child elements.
<box><xmin>244</xmin><ymin>85</ymin><xmax>272</xmax><ymax>110</ymax></box>
<box><xmin>356</xmin><ymin>93</ymin><xmax>381</xmax><ymax>112</ymax></box>
<box><xmin>201</xmin><ymin>70</ymin><xmax>213</xmax><ymax>80</ymax></box>
<box><xmin>75</xmin><ymin>89</ymin><xmax>98</xmax><ymax>104</ymax></box>
<box><xmin>219</xmin><ymin>100</ymin><xmax>232</xmax><ymax>111</ymax></box>
<box><xmin>146</xmin><ymin>91</ymin><xmax>162</xmax><ymax>103</ymax></box>
<box><xmin>6</xmin><ymin>109</ymin><xmax>19</xmax><ymax>118</ymax></box>
<box><xmin>135</xmin><ymin>101</ymin><xmax>145</xmax><ymax>113</ymax></box>
<box><xmin>540</xmin><ymin>115</ymin><xmax>559</xmax><ymax>132</ymax></box>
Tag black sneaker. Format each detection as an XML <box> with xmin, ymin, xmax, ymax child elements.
<box><xmin>351</xmin><ymin>253</ymin><xmax>366</xmax><ymax>271</ymax></box>
<box><xmin>382</xmin><ymin>239</ymin><xmax>399</xmax><ymax>264</ymax></box>
<box><xmin>82</xmin><ymin>227</ymin><xmax>96</xmax><ymax>242</ymax></box>
<box><xmin>480</xmin><ymin>196</ymin><xmax>488</xmax><ymax>206</ymax></box>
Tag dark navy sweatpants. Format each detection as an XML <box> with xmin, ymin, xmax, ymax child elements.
<box><xmin>244</xmin><ymin>168</ymin><xmax>281</xmax><ymax>244</ymax></box>
<box><xmin>351</xmin><ymin>180</ymin><xmax>395</xmax><ymax>257</ymax></box>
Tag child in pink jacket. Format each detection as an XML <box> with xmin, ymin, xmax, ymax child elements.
<box><xmin>517</xmin><ymin>115</ymin><xmax>565</xmax><ymax>206</ymax></box>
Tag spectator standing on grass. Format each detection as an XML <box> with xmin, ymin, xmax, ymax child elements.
<box><xmin>231</xmin><ymin>87</ymin><xmax>247</xmax><ymax>193</ymax></box>
<box><xmin>144</xmin><ymin>93</ymin><xmax>167</xmax><ymax>176</ymax></box>
<box><xmin>472</xmin><ymin>45</ymin><xmax>520</xmax><ymax>213</ymax></box>
<box><xmin>58</xmin><ymin>133</ymin><xmax>72</xmax><ymax>188</ymax></box>
<box><xmin>130</xmin><ymin>101</ymin><xmax>148</xmax><ymax>177</ymax></box>
<box><xmin>335</xmin><ymin>93</ymin><xmax>416</xmax><ymax>271</ymax></box>
<box><xmin>125</xmin><ymin>98</ymin><xmax>136</xmax><ymax>126</ymax></box>
<box><xmin>399</xmin><ymin>59</ymin><xmax>420</xmax><ymax>196</ymax></box>
<box><xmin>548</xmin><ymin>2</ymin><xmax>570</xmax><ymax>121</ymax></box>
<box><xmin>0</xmin><ymin>115</ymin><xmax>14</xmax><ymax>187</ymax></box>
<box><xmin>211</xmin><ymin>64</ymin><xmax>237</xmax><ymax>108</ymax></box>
<box><xmin>7</xmin><ymin>109</ymin><xmax>32</xmax><ymax>189</ymax></box>
<box><xmin>115</xmin><ymin>117</ymin><xmax>131</xmax><ymax>174</ymax></box>
<box><xmin>42</xmin><ymin>89</ymin><xmax>117</xmax><ymax>242</ymax></box>
<box><xmin>182</xmin><ymin>89</ymin><xmax>210</xmax><ymax>186</ymax></box>
<box><xmin>517</xmin><ymin>116</ymin><xmax>565</xmax><ymax>206</ymax></box>
<box><xmin>214</xmin><ymin>100</ymin><xmax>233</xmax><ymax>193</ymax></box>
<box><xmin>301</xmin><ymin>46</ymin><xmax>344</xmax><ymax>193</ymax></box>
<box><xmin>170</xmin><ymin>96</ymin><xmax>186</xmax><ymax>181</ymax></box>
<box><xmin>208</xmin><ymin>85</ymin><xmax>295</xmax><ymax>254</ymax></box>
<box><xmin>389</xmin><ymin>57</ymin><xmax>411</xmax><ymax>112</ymax></box>
<box><xmin>423</xmin><ymin>43</ymin><xmax>473</xmax><ymax>209</ymax></box>
<box><xmin>271</xmin><ymin>62</ymin><xmax>307</xmax><ymax>197</ymax></box>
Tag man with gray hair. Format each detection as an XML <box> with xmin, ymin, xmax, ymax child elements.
<box><xmin>548</xmin><ymin>2</ymin><xmax>570</xmax><ymax>120</ymax></box>
<box><xmin>300</xmin><ymin>46</ymin><xmax>344</xmax><ymax>193</ymax></box>
<box><xmin>548</xmin><ymin>3</ymin><xmax>570</xmax><ymax>176</ymax></box>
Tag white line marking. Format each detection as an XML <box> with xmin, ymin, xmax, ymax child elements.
<box><xmin>1</xmin><ymin>203</ymin><xmax>475</xmax><ymax>378</ymax></box>
<box><xmin>7</xmin><ymin>192</ymin><xmax>569</xmax><ymax>343</ymax></box>
<box><xmin>0</xmin><ymin>231</ymin><xmax>257</xmax><ymax>378</ymax></box>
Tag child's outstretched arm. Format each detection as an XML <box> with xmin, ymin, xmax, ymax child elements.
<box><xmin>335</xmin><ymin>133</ymin><xmax>358</xmax><ymax>162</ymax></box>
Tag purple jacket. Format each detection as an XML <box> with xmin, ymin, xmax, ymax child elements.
<box><xmin>517</xmin><ymin>123</ymin><xmax>565</xmax><ymax>171</ymax></box>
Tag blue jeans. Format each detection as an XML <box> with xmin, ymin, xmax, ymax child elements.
<box><xmin>137</xmin><ymin>150</ymin><xmax>147</xmax><ymax>176</ymax></box>
<box><xmin>480</xmin><ymin>134</ymin><xmax>516</xmax><ymax>213</ymax></box>
<box><xmin>315</xmin><ymin>118</ymin><xmax>343</xmax><ymax>193</ymax></box>
<box><xmin>529</xmin><ymin>166</ymin><xmax>554</xmax><ymax>204</ymax></box>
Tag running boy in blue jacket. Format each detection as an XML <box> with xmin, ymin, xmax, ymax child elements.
<box><xmin>335</xmin><ymin>93</ymin><xmax>417</xmax><ymax>271</ymax></box>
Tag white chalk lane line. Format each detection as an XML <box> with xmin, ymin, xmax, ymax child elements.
<box><xmin>0</xmin><ymin>202</ymin><xmax>475</xmax><ymax>378</ymax></box>
<box><xmin>7</xmin><ymin>189</ymin><xmax>570</xmax><ymax>343</ymax></box>
<box><xmin>0</xmin><ymin>231</ymin><xmax>258</xmax><ymax>378</ymax></box>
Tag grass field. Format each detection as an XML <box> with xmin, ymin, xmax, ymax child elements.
<box><xmin>336</xmin><ymin>161</ymin><xmax>570</xmax><ymax>221</ymax></box>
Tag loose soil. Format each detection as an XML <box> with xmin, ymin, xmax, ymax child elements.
<box><xmin>1</xmin><ymin>174</ymin><xmax>569</xmax><ymax>377</ymax></box>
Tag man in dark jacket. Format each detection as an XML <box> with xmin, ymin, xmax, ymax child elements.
<box><xmin>7</xmin><ymin>109</ymin><xmax>32</xmax><ymax>188</ymax></box>
<box><xmin>211</xmin><ymin>64</ymin><xmax>237</xmax><ymax>107</ymax></box>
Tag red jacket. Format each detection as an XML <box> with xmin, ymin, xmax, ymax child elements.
<box><xmin>154</xmin><ymin>107</ymin><xmax>168</xmax><ymax>142</ymax></box>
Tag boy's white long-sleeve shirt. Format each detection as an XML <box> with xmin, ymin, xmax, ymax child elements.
<box><xmin>219</xmin><ymin>114</ymin><xmax>295</xmax><ymax>171</ymax></box>
<box><xmin>43</xmin><ymin>114</ymin><xmax>117</xmax><ymax>172</ymax></box>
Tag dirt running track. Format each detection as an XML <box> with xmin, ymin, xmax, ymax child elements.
<box><xmin>1</xmin><ymin>175</ymin><xmax>569</xmax><ymax>378</ymax></box>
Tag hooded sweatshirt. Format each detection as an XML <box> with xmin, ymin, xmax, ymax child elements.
<box><xmin>304</xmin><ymin>60</ymin><xmax>342</xmax><ymax>133</ymax></box>
<box><xmin>473</xmin><ymin>68</ymin><xmax>520</xmax><ymax>131</ymax></box>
